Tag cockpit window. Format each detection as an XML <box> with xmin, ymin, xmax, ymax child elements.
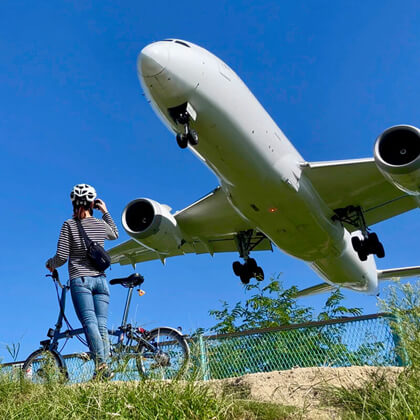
<box><xmin>162</xmin><ymin>39</ymin><xmax>173</xmax><ymax>42</ymax></box>
<box><xmin>175</xmin><ymin>40</ymin><xmax>190</xmax><ymax>48</ymax></box>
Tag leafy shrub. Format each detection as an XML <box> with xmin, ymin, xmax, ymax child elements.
<box><xmin>323</xmin><ymin>281</ymin><xmax>419</xmax><ymax>420</ymax></box>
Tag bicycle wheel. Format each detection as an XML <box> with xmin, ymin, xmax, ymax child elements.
<box><xmin>136</xmin><ymin>327</ymin><xmax>190</xmax><ymax>380</ymax></box>
<box><xmin>22</xmin><ymin>348</ymin><xmax>68</xmax><ymax>384</ymax></box>
<box><xmin>109</xmin><ymin>335</ymin><xmax>145</xmax><ymax>381</ymax></box>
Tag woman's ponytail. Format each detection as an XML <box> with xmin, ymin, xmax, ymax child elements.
<box><xmin>73</xmin><ymin>203</ymin><xmax>93</xmax><ymax>220</ymax></box>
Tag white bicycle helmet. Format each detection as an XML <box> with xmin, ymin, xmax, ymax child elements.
<box><xmin>70</xmin><ymin>183</ymin><xmax>97</xmax><ymax>207</ymax></box>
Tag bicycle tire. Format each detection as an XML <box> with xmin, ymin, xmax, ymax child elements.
<box><xmin>22</xmin><ymin>348</ymin><xmax>68</xmax><ymax>384</ymax></box>
<box><xmin>109</xmin><ymin>335</ymin><xmax>145</xmax><ymax>381</ymax></box>
<box><xmin>136</xmin><ymin>327</ymin><xmax>190</xmax><ymax>380</ymax></box>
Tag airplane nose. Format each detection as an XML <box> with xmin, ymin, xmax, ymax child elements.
<box><xmin>138</xmin><ymin>42</ymin><xmax>169</xmax><ymax>77</ymax></box>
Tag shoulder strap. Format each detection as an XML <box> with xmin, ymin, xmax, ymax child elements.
<box><xmin>76</xmin><ymin>219</ymin><xmax>92</xmax><ymax>249</ymax></box>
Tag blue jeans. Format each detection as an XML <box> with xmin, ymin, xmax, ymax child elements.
<box><xmin>70</xmin><ymin>275</ymin><xmax>110</xmax><ymax>366</ymax></box>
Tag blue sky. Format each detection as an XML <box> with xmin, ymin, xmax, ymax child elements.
<box><xmin>0</xmin><ymin>1</ymin><xmax>418</xmax><ymax>363</ymax></box>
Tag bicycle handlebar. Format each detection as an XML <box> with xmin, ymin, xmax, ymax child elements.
<box><xmin>46</xmin><ymin>269</ymin><xmax>64</xmax><ymax>288</ymax></box>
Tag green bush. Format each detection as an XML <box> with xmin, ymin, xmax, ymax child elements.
<box><xmin>322</xmin><ymin>281</ymin><xmax>420</xmax><ymax>420</ymax></box>
<box><xmin>200</xmin><ymin>278</ymin><xmax>386</xmax><ymax>378</ymax></box>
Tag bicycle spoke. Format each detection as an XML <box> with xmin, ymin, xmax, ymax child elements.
<box><xmin>137</xmin><ymin>328</ymin><xmax>189</xmax><ymax>380</ymax></box>
<box><xmin>23</xmin><ymin>350</ymin><xmax>67</xmax><ymax>384</ymax></box>
<box><xmin>110</xmin><ymin>341</ymin><xmax>143</xmax><ymax>381</ymax></box>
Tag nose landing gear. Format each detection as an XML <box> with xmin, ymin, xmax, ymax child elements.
<box><xmin>232</xmin><ymin>230</ymin><xmax>265</xmax><ymax>284</ymax></box>
<box><xmin>176</xmin><ymin>126</ymin><xmax>199</xmax><ymax>149</ymax></box>
<box><xmin>168</xmin><ymin>102</ymin><xmax>199</xmax><ymax>149</ymax></box>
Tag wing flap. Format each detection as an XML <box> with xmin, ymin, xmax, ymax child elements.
<box><xmin>190</xmin><ymin>233</ymin><xmax>272</xmax><ymax>255</ymax></box>
<box><xmin>108</xmin><ymin>239</ymin><xmax>165</xmax><ymax>265</ymax></box>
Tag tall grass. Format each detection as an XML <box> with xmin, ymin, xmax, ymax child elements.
<box><xmin>0</xmin><ymin>333</ymin><xmax>294</xmax><ymax>419</ymax></box>
<box><xmin>0</xmin><ymin>372</ymin><xmax>295</xmax><ymax>420</ymax></box>
<box><xmin>323</xmin><ymin>281</ymin><xmax>420</xmax><ymax>420</ymax></box>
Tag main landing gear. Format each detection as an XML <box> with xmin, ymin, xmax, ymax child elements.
<box><xmin>168</xmin><ymin>103</ymin><xmax>199</xmax><ymax>149</ymax></box>
<box><xmin>351</xmin><ymin>233</ymin><xmax>385</xmax><ymax>261</ymax></box>
<box><xmin>232</xmin><ymin>230</ymin><xmax>265</xmax><ymax>284</ymax></box>
<box><xmin>333</xmin><ymin>206</ymin><xmax>385</xmax><ymax>262</ymax></box>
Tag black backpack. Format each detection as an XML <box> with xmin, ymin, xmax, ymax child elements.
<box><xmin>76</xmin><ymin>219</ymin><xmax>111</xmax><ymax>272</ymax></box>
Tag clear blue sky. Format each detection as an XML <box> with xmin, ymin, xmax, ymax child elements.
<box><xmin>0</xmin><ymin>1</ymin><xmax>418</xmax><ymax>363</ymax></box>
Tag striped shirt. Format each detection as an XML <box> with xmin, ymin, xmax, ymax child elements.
<box><xmin>47</xmin><ymin>212</ymin><xmax>119</xmax><ymax>280</ymax></box>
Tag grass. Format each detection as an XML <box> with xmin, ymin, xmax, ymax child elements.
<box><xmin>0</xmin><ymin>373</ymin><xmax>295</xmax><ymax>420</ymax></box>
<box><xmin>321</xmin><ymin>281</ymin><xmax>420</xmax><ymax>420</ymax></box>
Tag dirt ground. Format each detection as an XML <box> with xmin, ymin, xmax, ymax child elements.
<box><xmin>209</xmin><ymin>366</ymin><xmax>403</xmax><ymax>419</ymax></box>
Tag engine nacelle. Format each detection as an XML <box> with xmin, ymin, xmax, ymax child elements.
<box><xmin>122</xmin><ymin>198</ymin><xmax>184</xmax><ymax>253</ymax></box>
<box><xmin>374</xmin><ymin>125</ymin><xmax>420</xmax><ymax>195</ymax></box>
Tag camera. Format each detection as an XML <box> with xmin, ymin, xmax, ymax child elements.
<box><xmin>94</xmin><ymin>199</ymin><xmax>100</xmax><ymax>209</ymax></box>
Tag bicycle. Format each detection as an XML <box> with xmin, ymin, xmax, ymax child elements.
<box><xmin>22</xmin><ymin>270</ymin><xmax>190</xmax><ymax>383</ymax></box>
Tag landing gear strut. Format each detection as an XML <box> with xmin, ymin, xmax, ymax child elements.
<box><xmin>333</xmin><ymin>206</ymin><xmax>385</xmax><ymax>261</ymax></box>
<box><xmin>232</xmin><ymin>230</ymin><xmax>265</xmax><ymax>284</ymax></box>
<box><xmin>169</xmin><ymin>103</ymin><xmax>199</xmax><ymax>149</ymax></box>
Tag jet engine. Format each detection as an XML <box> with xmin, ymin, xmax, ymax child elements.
<box><xmin>374</xmin><ymin>125</ymin><xmax>420</xmax><ymax>195</ymax></box>
<box><xmin>122</xmin><ymin>198</ymin><xmax>184</xmax><ymax>253</ymax></box>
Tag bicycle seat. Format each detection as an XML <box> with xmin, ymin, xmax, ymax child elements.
<box><xmin>109</xmin><ymin>273</ymin><xmax>144</xmax><ymax>288</ymax></box>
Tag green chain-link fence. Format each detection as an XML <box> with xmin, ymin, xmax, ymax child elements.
<box><xmin>190</xmin><ymin>313</ymin><xmax>404</xmax><ymax>380</ymax></box>
<box><xmin>2</xmin><ymin>313</ymin><xmax>405</xmax><ymax>383</ymax></box>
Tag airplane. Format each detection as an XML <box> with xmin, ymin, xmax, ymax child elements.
<box><xmin>109</xmin><ymin>39</ymin><xmax>420</xmax><ymax>296</ymax></box>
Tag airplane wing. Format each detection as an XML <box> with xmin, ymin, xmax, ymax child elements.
<box><xmin>301</xmin><ymin>158</ymin><xmax>418</xmax><ymax>230</ymax></box>
<box><xmin>108</xmin><ymin>187</ymin><xmax>272</xmax><ymax>266</ymax></box>
<box><xmin>377</xmin><ymin>265</ymin><xmax>420</xmax><ymax>280</ymax></box>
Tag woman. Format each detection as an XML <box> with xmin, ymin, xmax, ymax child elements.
<box><xmin>46</xmin><ymin>183</ymin><xmax>119</xmax><ymax>378</ymax></box>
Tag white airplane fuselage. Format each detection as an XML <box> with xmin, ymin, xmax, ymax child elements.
<box><xmin>138</xmin><ymin>39</ymin><xmax>378</xmax><ymax>294</ymax></box>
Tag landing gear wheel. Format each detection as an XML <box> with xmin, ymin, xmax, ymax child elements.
<box><xmin>352</xmin><ymin>232</ymin><xmax>385</xmax><ymax>261</ymax></box>
<box><xmin>357</xmin><ymin>249</ymin><xmax>368</xmax><ymax>261</ymax></box>
<box><xmin>232</xmin><ymin>261</ymin><xmax>243</xmax><ymax>276</ymax></box>
<box><xmin>335</xmin><ymin>207</ymin><xmax>386</xmax><ymax>262</ymax></box>
<box><xmin>367</xmin><ymin>232</ymin><xmax>379</xmax><ymax>248</ymax></box>
<box><xmin>375</xmin><ymin>242</ymin><xmax>385</xmax><ymax>258</ymax></box>
<box><xmin>351</xmin><ymin>237</ymin><xmax>362</xmax><ymax>253</ymax></box>
<box><xmin>235</xmin><ymin>261</ymin><xmax>252</xmax><ymax>284</ymax></box>
<box><xmin>367</xmin><ymin>233</ymin><xmax>385</xmax><ymax>258</ymax></box>
<box><xmin>176</xmin><ymin>133</ymin><xmax>188</xmax><ymax>149</ymax></box>
<box><xmin>187</xmin><ymin>129</ymin><xmax>199</xmax><ymax>146</ymax></box>
<box><xmin>254</xmin><ymin>266</ymin><xmax>264</xmax><ymax>281</ymax></box>
<box><xmin>246</xmin><ymin>258</ymin><xmax>258</xmax><ymax>272</ymax></box>
<box><xmin>240</xmin><ymin>272</ymin><xmax>251</xmax><ymax>285</ymax></box>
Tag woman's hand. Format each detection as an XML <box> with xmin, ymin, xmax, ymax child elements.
<box><xmin>46</xmin><ymin>262</ymin><xmax>54</xmax><ymax>272</ymax></box>
<box><xmin>95</xmin><ymin>199</ymin><xmax>108</xmax><ymax>214</ymax></box>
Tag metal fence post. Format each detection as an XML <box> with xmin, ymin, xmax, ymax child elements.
<box><xmin>199</xmin><ymin>334</ymin><xmax>210</xmax><ymax>381</ymax></box>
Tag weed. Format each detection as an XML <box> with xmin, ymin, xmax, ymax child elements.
<box><xmin>0</xmin><ymin>372</ymin><xmax>296</xmax><ymax>419</ymax></box>
<box><xmin>322</xmin><ymin>281</ymin><xmax>420</xmax><ymax>420</ymax></box>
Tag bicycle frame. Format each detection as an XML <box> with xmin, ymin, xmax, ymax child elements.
<box><xmin>41</xmin><ymin>276</ymin><xmax>155</xmax><ymax>356</ymax></box>
<box><xmin>24</xmin><ymin>272</ymin><xmax>189</xmax><ymax>383</ymax></box>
